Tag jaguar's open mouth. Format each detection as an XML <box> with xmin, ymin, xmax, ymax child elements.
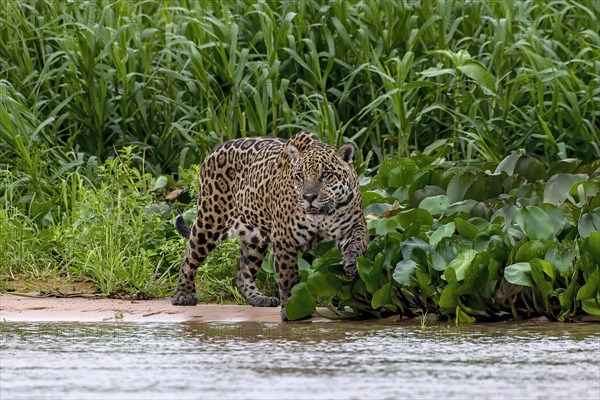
<box><xmin>307</xmin><ymin>207</ymin><xmax>326</xmax><ymax>215</ymax></box>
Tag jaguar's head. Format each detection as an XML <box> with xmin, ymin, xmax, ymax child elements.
<box><xmin>287</xmin><ymin>141</ymin><xmax>357</xmax><ymax>216</ymax></box>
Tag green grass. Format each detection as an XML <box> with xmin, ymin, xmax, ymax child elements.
<box><xmin>1</xmin><ymin>0</ymin><xmax>598</xmax><ymax>174</ymax></box>
<box><xmin>0</xmin><ymin>206</ymin><xmax>55</xmax><ymax>279</ymax></box>
<box><xmin>0</xmin><ymin>147</ymin><xmax>277</xmax><ymax>301</ymax></box>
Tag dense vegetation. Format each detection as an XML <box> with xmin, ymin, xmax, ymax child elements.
<box><xmin>288</xmin><ymin>154</ymin><xmax>600</xmax><ymax>322</ymax></box>
<box><xmin>1</xmin><ymin>0</ymin><xmax>598</xmax><ymax>321</ymax></box>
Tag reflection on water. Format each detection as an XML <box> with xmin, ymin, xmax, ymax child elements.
<box><xmin>1</xmin><ymin>321</ymin><xmax>599</xmax><ymax>400</ymax></box>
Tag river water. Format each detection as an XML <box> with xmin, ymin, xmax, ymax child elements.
<box><xmin>1</xmin><ymin>320</ymin><xmax>599</xmax><ymax>399</ymax></box>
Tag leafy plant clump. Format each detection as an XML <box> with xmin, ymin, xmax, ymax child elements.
<box><xmin>286</xmin><ymin>152</ymin><xmax>600</xmax><ymax>322</ymax></box>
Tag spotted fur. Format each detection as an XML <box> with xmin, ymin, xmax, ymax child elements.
<box><xmin>172</xmin><ymin>131</ymin><xmax>369</xmax><ymax>320</ymax></box>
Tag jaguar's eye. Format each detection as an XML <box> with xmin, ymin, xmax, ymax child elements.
<box><xmin>319</xmin><ymin>171</ymin><xmax>332</xmax><ymax>182</ymax></box>
<box><xmin>295</xmin><ymin>172</ymin><xmax>304</xmax><ymax>181</ymax></box>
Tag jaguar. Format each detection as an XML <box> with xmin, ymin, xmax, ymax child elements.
<box><xmin>172</xmin><ymin>131</ymin><xmax>368</xmax><ymax>320</ymax></box>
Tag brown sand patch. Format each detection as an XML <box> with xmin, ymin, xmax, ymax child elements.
<box><xmin>0</xmin><ymin>294</ymin><xmax>282</xmax><ymax>323</ymax></box>
<box><xmin>0</xmin><ymin>294</ymin><xmax>335</xmax><ymax>323</ymax></box>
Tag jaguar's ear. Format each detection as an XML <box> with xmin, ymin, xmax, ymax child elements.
<box><xmin>337</xmin><ymin>143</ymin><xmax>355</xmax><ymax>164</ymax></box>
<box><xmin>287</xmin><ymin>144</ymin><xmax>300</xmax><ymax>165</ymax></box>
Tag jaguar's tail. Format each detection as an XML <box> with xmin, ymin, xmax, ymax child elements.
<box><xmin>175</xmin><ymin>215</ymin><xmax>191</xmax><ymax>238</ymax></box>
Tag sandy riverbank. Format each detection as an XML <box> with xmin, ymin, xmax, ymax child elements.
<box><xmin>3</xmin><ymin>294</ymin><xmax>598</xmax><ymax>324</ymax></box>
<box><xmin>0</xmin><ymin>294</ymin><xmax>294</xmax><ymax>323</ymax></box>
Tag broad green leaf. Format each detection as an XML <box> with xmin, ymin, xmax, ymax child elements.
<box><xmin>581</xmin><ymin>232</ymin><xmax>600</xmax><ymax>261</ymax></box>
<box><xmin>469</xmin><ymin>202</ymin><xmax>493</xmax><ymax>220</ymax></box>
<box><xmin>431</xmin><ymin>248</ymin><xmax>450</xmax><ymax>271</ymax></box>
<box><xmin>454</xmin><ymin>218</ymin><xmax>479</xmax><ymax>240</ymax></box>
<box><xmin>544</xmin><ymin>240</ymin><xmax>576</xmax><ymax>277</ymax></box>
<box><xmin>576</xmin><ymin>270</ymin><xmax>600</xmax><ymax>301</ymax></box>
<box><xmin>415</xmin><ymin>269</ymin><xmax>436</xmax><ymax>298</ymax></box>
<box><xmin>338</xmin><ymin>284</ymin><xmax>353</xmax><ymax>301</ymax></box>
<box><xmin>371</xmin><ymin>282</ymin><xmax>392</xmax><ymax>309</ymax></box>
<box><xmin>419</xmin><ymin>194</ymin><xmax>449</xmax><ymax>215</ymax></box>
<box><xmin>530</xmin><ymin>259</ymin><xmax>555</xmax><ymax>297</ymax></box>
<box><xmin>429</xmin><ymin>222</ymin><xmax>455</xmax><ymax>248</ymax></box>
<box><xmin>439</xmin><ymin>267</ymin><xmax>459</xmax><ymax>314</ymax></box>
<box><xmin>505</xmin><ymin>262</ymin><xmax>534</xmax><ymax>287</ymax></box>
<box><xmin>515</xmin><ymin>240</ymin><xmax>553</xmax><ymax>262</ymax></box>
<box><xmin>581</xmin><ymin>299</ymin><xmax>600</xmax><ymax>317</ymax></box>
<box><xmin>357</xmin><ymin>254</ymin><xmax>384</xmax><ymax>295</ymax></box>
<box><xmin>543</xmin><ymin>174</ymin><xmax>588</xmax><ymax>205</ymax></box>
<box><xmin>532</xmin><ymin>258</ymin><xmax>555</xmax><ymax>280</ymax></box>
<box><xmin>396</xmin><ymin>208</ymin><xmax>434</xmax><ymax>229</ymax></box>
<box><xmin>447</xmin><ymin>249</ymin><xmax>478</xmax><ymax>281</ymax></box>
<box><xmin>582</xmin><ymin>180</ymin><xmax>600</xmax><ymax>200</ymax></box>
<box><xmin>446</xmin><ymin>172</ymin><xmax>477</xmax><ymax>203</ymax></box>
<box><xmin>410</xmin><ymin>185</ymin><xmax>446</xmax><ymax>208</ymax></box>
<box><xmin>364</xmin><ymin>202</ymin><xmax>392</xmax><ymax>217</ymax></box>
<box><xmin>362</xmin><ymin>191</ymin><xmax>388</xmax><ymax>208</ymax></box>
<box><xmin>539</xmin><ymin>204</ymin><xmax>567</xmax><ymax>237</ymax></box>
<box><xmin>578</xmin><ymin>209</ymin><xmax>600</xmax><ymax>238</ymax></box>
<box><xmin>311</xmin><ymin>247</ymin><xmax>342</xmax><ymax>270</ymax></box>
<box><xmin>307</xmin><ymin>272</ymin><xmax>342</xmax><ymax>297</ymax></box>
<box><xmin>464</xmin><ymin>174</ymin><xmax>504</xmax><ymax>202</ymax></box>
<box><xmin>420</xmin><ymin>67</ymin><xmax>456</xmax><ymax>78</ymax></box>
<box><xmin>495</xmin><ymin>150</ymin><xmax>525</xmax><ymax>175</ymax></box>
<box><xmin>493</xmin><ymin>205</ymin><xmax>518</xmax><ymax>229</ymax></box>
<box><xmin>390</xmin><ymin>186</ymin><xmax>410</xmax><ymax>203</ymax></box>
<box><xmin>446</xmin><ymin>199</ymin><xmax>477</xmax><ymax>215</ymax></box>
<box><xmin>502</xmin><ymin>174</ymin><xmax>527</xmax><ymax>193</ymax></box>
<box><xmin>457</xmin><ymin>253</ymin><xmax>489</xmax><ymax>295</ymax></box>
<box><xmin>368</xmin><ymin>213</ymin><xmax>404</xmax><ymax>235</ymax></box>
<box><xmin>547</xmin><ymin>159</ymin><xmax>581</xmax><ymax>176</ymax></box>
<box><xmin>393</xmin><ymin>259</ymin><xmax>418</xmax><ymax>287</ymax></box>
<box><xmin>152</xmin><ymin>175</ymin><xmax>168</xmax><ymax>191</ymax></box>
<box><xmin>515</xmin><ymin>206</ymin><xmax>555</xmax><ymax>240</ymax></box>
<box><xmin>285</xmin><ymin>282</ymin><xmax>316</xmax><ymax>320</ymax></box>
<box><xmin>375</xmin><ymin>234</ymin><xmax>402</xmax><ymax>274</ymax></box>
<box><xmin>263</xmin><ymin>253</ymin><xmax>277</xmax><ymax>274</ymax></box>
<box><xmin>486</xmin><ymin>235</ymin><xmax>509</xmax><ymax>263</ymax></box>
<box><xmin>483</xmin><ymin>260</ymin><xmax>501</xmax><ymax>297</ymax></box>
<box><xmin>558</xmin><ymin>264</ymin><xmax>579</xmax><ymax>311</ymax></box>
<box><xmin>401</xmin><ymin>237</ymin><xmax>430</xmax><ymax>265</ymax></box>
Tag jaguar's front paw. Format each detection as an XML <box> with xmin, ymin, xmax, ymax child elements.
<box><xmin>249</xmin><ymin>296</ymin><xmax>280</xmax><ymax>307</ymax></box>
<box><xmin>172</xmin><ymin>291</ymin><xmax>198</xmax><ymax>306</ymax></box>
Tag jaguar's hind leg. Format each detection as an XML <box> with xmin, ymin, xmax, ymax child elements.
<box><xmin>231</xmin><ymin>221</ymin><xmax>279</xmax><ymax>307</ymax></box>
<box><xmin>172</xmin><ymin>216</ymin><xmax>225</xmax><ymax>306</ymax></box>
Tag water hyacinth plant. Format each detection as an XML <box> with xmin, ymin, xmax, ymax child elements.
<box><xmin>287</xmin><ymin>153</ymin><xmax>600</xmax><ymax>321</ymax></box>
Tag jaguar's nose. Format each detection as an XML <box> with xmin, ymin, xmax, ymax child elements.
<box><xmin>303</xmin><ymin>193</ymin><xmax>318</xmax><ymax>203</ymax></box>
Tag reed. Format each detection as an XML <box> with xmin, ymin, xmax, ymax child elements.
<box><xmin>1</xmin><ymin>0</ymin><xmax>597</xmax><ymax>174</ymax></box>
